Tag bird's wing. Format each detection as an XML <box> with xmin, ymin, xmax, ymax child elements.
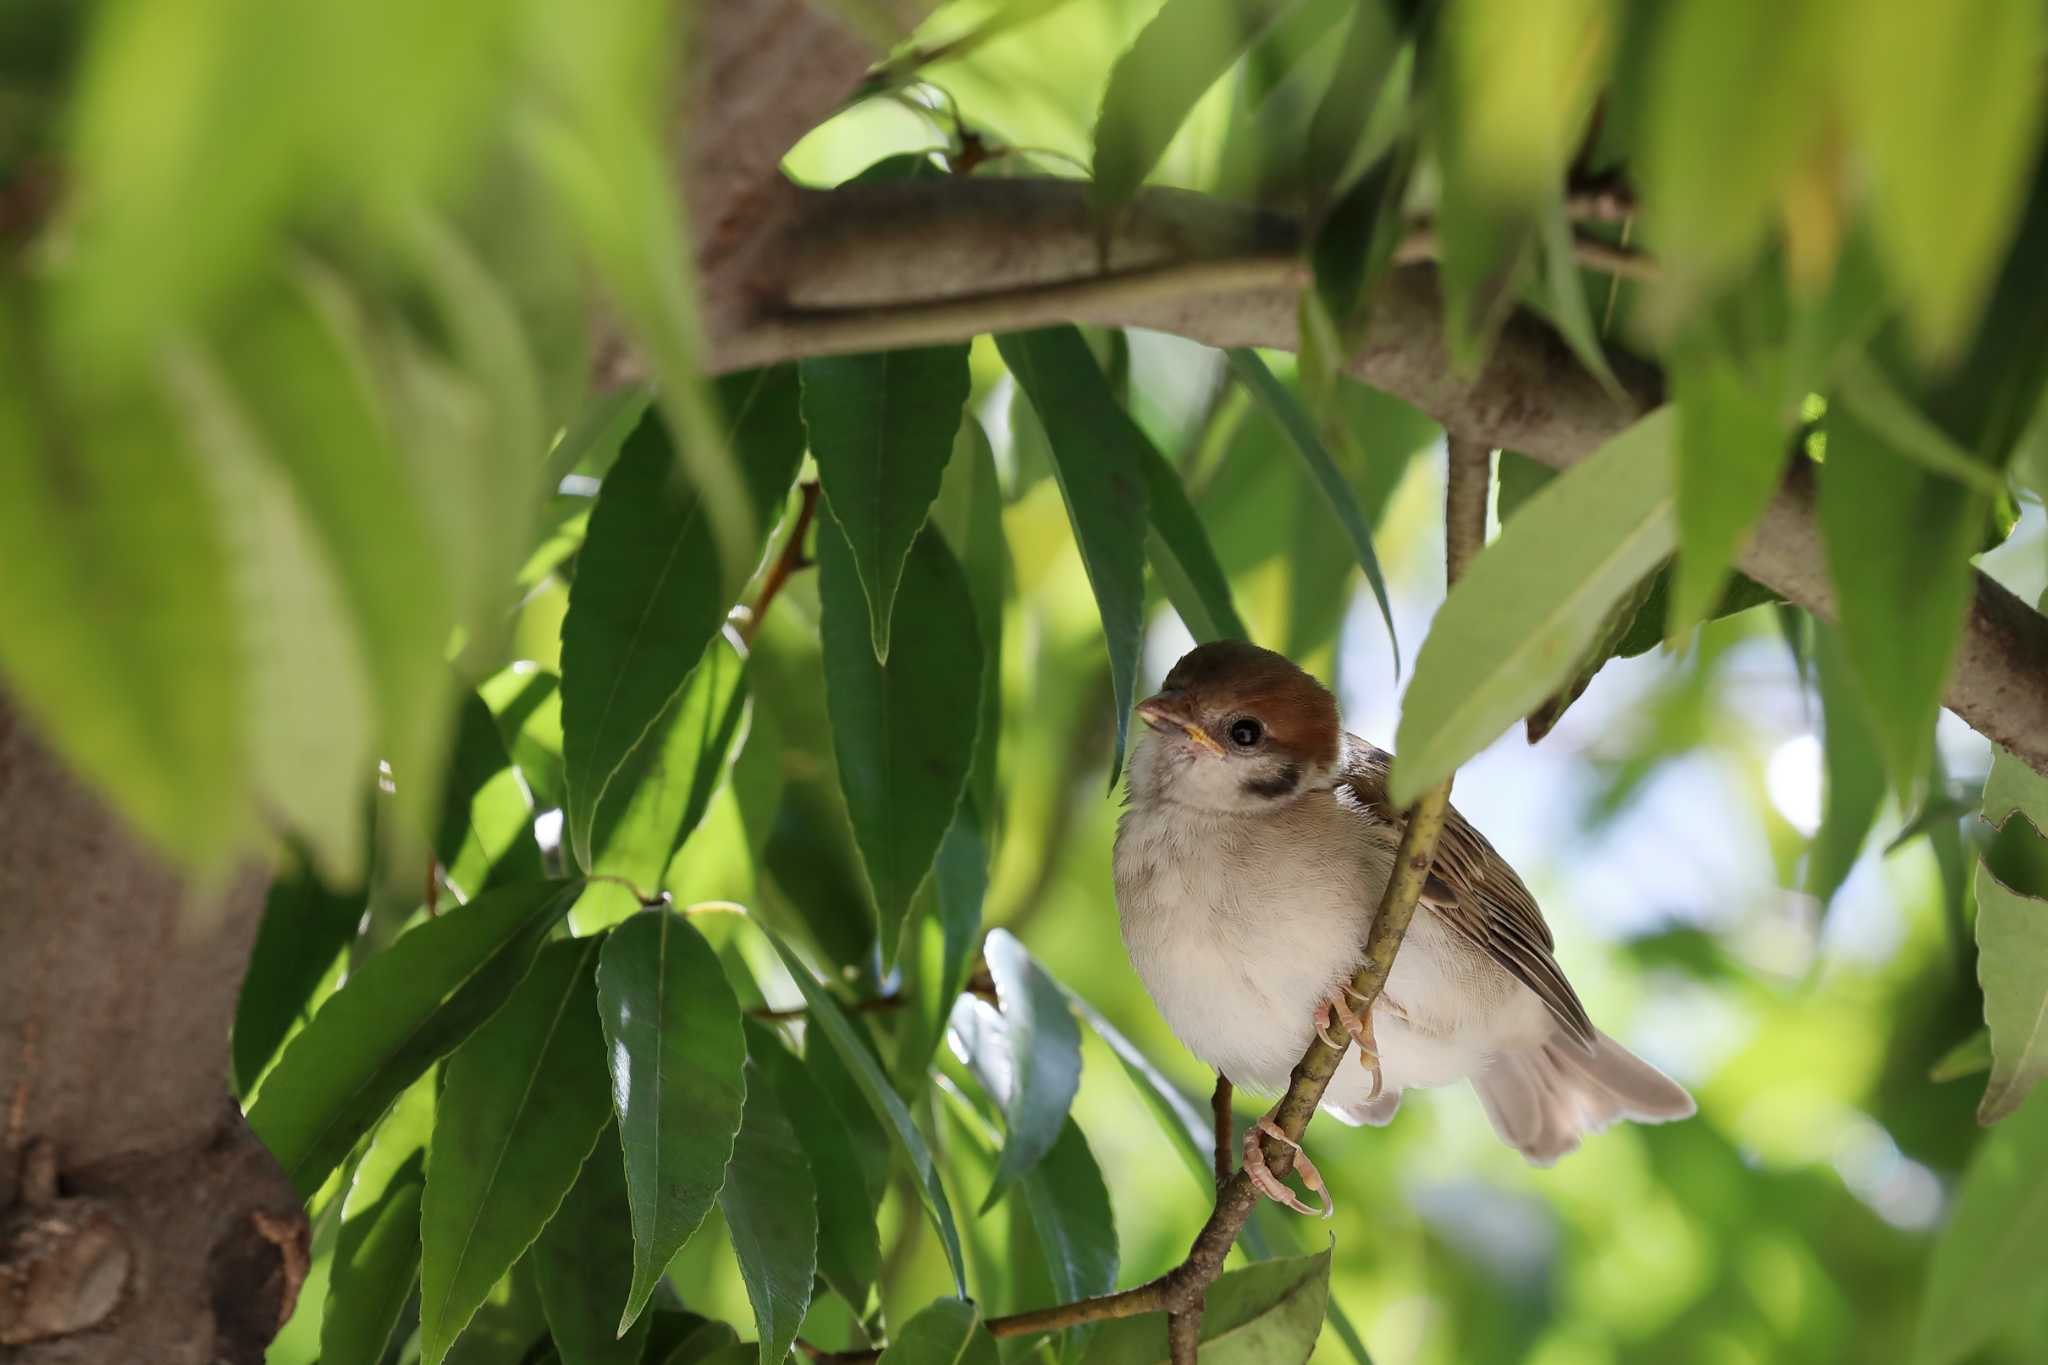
<box><xmin>1336</xmin><ymin>740</ymin><xmax>1597</xmax><ymax>1048</ymax></box>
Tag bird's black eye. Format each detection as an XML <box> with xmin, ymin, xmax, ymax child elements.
<box><xmin>1228</xmin><ymin>718</ymin><xmax>1263</xmax><ymax>748</ymax></box>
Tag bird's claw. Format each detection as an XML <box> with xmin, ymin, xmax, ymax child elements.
<box><xmin>1242</xmin><ymin>1116</ymin><xmax>1332</xmax><ymax>1219</ymax></box>
<box><xmin>1320</xmin><ymin>988</ymin><xmax>1385</xmax><ymax>1099</ymax></box>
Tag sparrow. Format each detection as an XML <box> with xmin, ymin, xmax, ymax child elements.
<box><xmin>1112</xmin><ymin>640</ymin><xmax>1694</xmax><ymax>1214</ymax></box>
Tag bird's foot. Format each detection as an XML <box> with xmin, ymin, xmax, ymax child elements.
<box><xmin>1241</xmin><ymin>1115</ymin><xmax>1332</xmax><ymax>1218</ymax></box>
<box><xmin>1322</xmin><ymin>987</ymin><xmax>1385</xmax><ymax>1099</ymax></box>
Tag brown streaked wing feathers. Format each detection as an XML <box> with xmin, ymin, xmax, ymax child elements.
<box><xmin>1338</xmin><ymin>740</ymin><xmax>1597</xmax><ymax>1048</ymax></box>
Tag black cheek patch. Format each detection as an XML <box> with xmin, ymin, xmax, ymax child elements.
<box><xmin>1240</xmin><ymin>762</ymin><xmax>1301</xmax><ymax>800</ymax></box>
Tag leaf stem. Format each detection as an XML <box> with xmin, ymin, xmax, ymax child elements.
<box><xmin>736</xmin><ymin>480</ymin><xmax>822</xmax><ymax>647</ymax></box>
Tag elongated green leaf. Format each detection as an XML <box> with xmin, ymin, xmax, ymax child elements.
<box><xmin>1976</xmin><ymin>747</ymin><xmax>2048</xmax><ymax>1124</ymax></box>
<box><xmin>481</xmin><ymin>666</ymin><xmax>568</xmax><ymax>812</ymax></box>
<box><xmin>1309</xmin><ymin>142</ymin><xmax>1414</xmax><ymax>336</ymax></box>
<box><xmin>250</xmin><ymin>878</ymin><xmax>585</xmax><ymax>1196</ymax></box>
<box><xmin>322</xmin><ymin>1075</ymin><xmax>436</xmax><ymax>1365</ymax></box>
<box><xmin>878</xmin><ymin>1298</ymin><xmax>1000</xmax><ymax>1365</ymax></box>
<box><xmin>1140</xmin><ymin>443</ymin><xmax>1248</xmax><ymax>643</ymax></box>
<box><xmin>1227</xmin><ymin>347</ymin><xmax>1398</xmax><ymax>670</ymax></box>
<box><xmin>1669</xmin><ymin>353</ymin><xmax>1790</xmax><ymax>636</ymax></box>
<box><xmin>234</xmin><ymin>859</ymin><xmax>365</xmax><ymax>1096</ymax></box>
<box><xmin>421</xmin><ymin>938</ymin><xmax>613</xmax><ymax>1365</ymax></box>
<box><xmin>1809</xmin><ymin>625</ymin><xmax>1886</xmax><ymax>907</ymax></box>
<box><xmin>1817</xmin><ymin>405</ymin><xmax>1983</xmax><ymax>795</ymax></box>
<box><xmin>534</xmin><ymin>1124</ymin><xmax>652</xmax><ymax>1365</ymax></box>
<box><xmin>1912</xmin><ymin>1088</ymin><xmax>2048</xmax><ymax>1363</ymax></box>
<box><xmin>1536</xmin><ymin>196</ymin><xmax>1624</xmax><ymax>401</ymax></box>
<box><xmin>1834</xmin><ymin>359</ymin><xmax>2010</xmax><ymax>497</ymax></box>
<box><xmin>758</xmin><ymin>923</ymin><xmax>967</xmax><ymax>1296</ymax></box>
<box><xmin>1091</xmin><ymin>0</ymin><xmax>1304</xmax><ymax>215</ymax></box>
<box><xmin>1847</xmin><ymin>0</ymin><xmax>2046</xmax><ymax>358</ymax></box>
<box><xmin>561</xmin><ymin>367</ymin><xmax>803</xmax><ymax>868</ymax></box>
<box><xmin>1523</xmin><ymin>566</ymin><xmax>1660</xmax><ymax>745</ymax></box>
<box><xmin>664</xmin><ymin>1325</ymin><xmax>747</xmax><ymax>1365</ymax></box>
<box><xmin>596</xmin><ymin>909</ymin><xmax>749</xmax><ymax>1332</ymax></box>
<box><xmin>1392</xmin><ymin>407</ymin><xmax>1678</xmax><ymax>805</ymax></box>
<box><xmin>818</xmin><ymin>515</ymin><xmax>983</xmax><ymax>966</ymax></box>
<box><xmin>718</xmin><ymin>1049</ymin><xmax>817</xmax><ymax>1365</ymax></box>
<box><xmin>588</xmin><ymin>635</ymin><xmax>748</xmax><ymax>896</ymax></box>
<box><xmin>1060</xmin><ymin>989</ymin><xmax>1214</xmax><ymax>1194</ymax></box>
<box><xmin>931</xmin><ymin>420</ymin><xmax>1007</xmax><ymax>825</ymax></box>
<box><xmin>1020</xmin><ymin>1120</ymin><xmax>1121</xmax><ymax>1365</ymax></box>
<box><xmin>1932</xmin><ymin>1030</ymin><xmax>1994</xmax><ymax>1084</ymax></box>
<box><xmin>436</xmin><ymin>693</ymin><xmax>545</xmax><ymax>903</ymax></box>
<box><xmin>746</xmin><ymin>1024</ymin><xmax>879</xmax><ymax>1307</ymax></box>
<box><xmin>1082</xmin><ymin>1249</ymin><xmax>1332</xmax><ymax>1364</ymax></box>
<box><xmin>801</xmin><ymin>345</ymin><xmax>972</xmax><ymax>660</ymax></box>
<box><xmin>1302</xmin><ymin>0</ymin><xmax>1404</xmax><ymax>195</ymax></box>
<box><xmin>997</xmin><ymin>327</ymin><xmax>1149</xmax><ymax>782</ymax></box>
<box><xmin>980</xmin><ymin>929</ymin><xmax>1084</xmax><ymax>1211</ymax></box>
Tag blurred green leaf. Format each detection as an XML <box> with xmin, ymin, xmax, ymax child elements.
<box><xmin>534</xmin><ymin>1123</ymin><xmax>654</xmax><ymax>1365</ymax></box>
<box><xmin>1975</xmin><ymin>747</ymin><xmax>2048</xmax><ymax>1124</ymax></box>
<box><xmin>747</xmin><ymin>1023</ymin><xmax>879</xmax><ymax>1307</ymax></box>
<box><xmin>481</xmin><ymin>667</ymin><xmax>569</xmax><ymax>813</ymax></box>
<box><xmin>1835</xmin><ymin>358</ymin><xmax>2010</xmax><ymax>496</ymax></box>
<box><xmin>547</xmin><ymin>385</ymin><xmax>652</xmax><ymax>486</ymax></box>
<box><xmin>249</xmin><ymin>877</ymin><xmax>584</xmax><ymax>1196</ymax></box>
<box><xmin>1392</xmin><ymin>406</ymin><xmax>1677</xmax><ymax>805</ymax></box>
<box><xmin>588</xmin><ymin>637</ymin><xmax>748</xmax><ymax>902</ymax></box>
<box><xmin>1301</xmin><ymin>0</ymin><xmax>1404</xmax><ymax>197</ymax></box>
<box><xmin>596</xmin><ymin>909</ymin><xmax>748</xmax><ymax>1332</ymax></box>
<box><xmin>1535</xmin><ymin>195</ymin><xmax>1624</xmax><ymax>400</ymax></box>
<box><xmin>1308</xmin><ymin>141</ymin><xmax>1414</xmax><ymax>335</ymax></box>
<box><xmin>758</xmin><ymin>922</ymin><xmax>967</xmax><ymax>1297</ymax></box>
<box><xmin>979</xmin><ymin>929</ymin><xmax>1085</xmax><ymax>1212</ymax></box>
<box><xmin>818</xmin><ymin>516</ymin><xmax>983</xmax><ymax>966</ymax></box>
<box><xmin>1817</xmin><ymin>404</ymin><xmax>1983</xmax><ymax>795</ymax></box>
<box><xmin>1913</xmin><ymin>1082</ymin><xmax>2048</xmax><ymax>1362</ymax></box>
<box><xmin>436</xmin><ymin>693</ymin><xmax>545</xmax><ymax>904</ymax></box>
<box><xmin>1141</xmin><ymin>441</ymin><xmax>1249</xmax><ymax>643</ymax></box>
<box><xmin>1227</xmin><ymin>346</ymin><xmax>1398</xmax><ymax>669</ymax></box>
<box><xmin>718</xmin><ymin>1042</ymin><xmax>816</xmax><ymax>1365</ymax></box>
<box><xmin>1670</xmin><ymin>350</ymin><xmax>1790</xmax><ymax>635</ymax></box>
<box><xmin>1809</xmin><ymin>624</ymin><xmax>1886</xmax><ymax>907</ymax></box>
<box><xmin>322</xmin><ymin>1074</ymin><xmax>435</xmax><ymax>1365</ymax></box>
<box><xmin>1846</xmin><ymin>0</ymin><xmax>2047</xmax><ymax>359</ymax></box>
<box><xmin>801</xmin><ymin>344</ymin><xmax>972</xmax><ymax>660</ymax></box>
<box><xmin>997</xmin><ymin>327</ymin><xmax>1149</xmax><ymax>784</ymax></box>
<box><xmin>234</xmin><ymin>857</ymin><xmax>365</xmax><ymax>1096</ymax></box>
<box><xmin>1091</xmin><ymin>0</ymin><xmax>1305</xmax><ymax>216</ymax></box>
<box><xmin>877</xmin><ymin>1298</ymin><xmax>1000</xmax><ymax>1365</ymax></box>
<box><xmin>421</xmin><ymin>938</ymin><xmax>612</xmax><ymax>1365</ymax></box>
<box><xmin>561</xmin><ymin>368</ymin><xmax>803</xmax><ymax>868</ymax></box>
<box><xmin>1082</xmin><ymin>1248</ymin><xmax>1331</xmax><ymax>1364</ymax></box>
<box><xmin>1930</xmin><ymin>1030</ymin><xmax>1993</xmax><ymax>1084</ymax></box>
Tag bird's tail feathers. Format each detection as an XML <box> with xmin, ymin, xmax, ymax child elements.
<box><xmin>1471</xmin><ymin>1028</ymin><xmax>1694</xmax><ymax>1167</ymax></box>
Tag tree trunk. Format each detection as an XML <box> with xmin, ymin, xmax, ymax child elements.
<box><xmin>0</xmin><ymin>696</ymin><xmax>303</xmax><ymax>1363</ymax></box>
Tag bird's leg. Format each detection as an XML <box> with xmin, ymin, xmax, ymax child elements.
<box><xmin>1325</xmin><ymin>987</ymin><xmax>1384</xmax><ymax>1100</ymax></box>
<box><xmin>1310</xmin><ymin>1000</ymin><xmax>1347</xmax><ymax>1050</ymax></box>
<box><xmin>1241</xmin><ymin>1114</ymin><xmax>1332</xmax><ymax>1218</ymax></box>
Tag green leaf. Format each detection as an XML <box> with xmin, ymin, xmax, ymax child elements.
<box><xmin>322</xmin><ymin>1074</ymin><xmax>436</xmax><ymax>1365</ymax></box>
<box><xmin>718</xmin><ymin>1043</ymin><xmax>817</xmax><ymax>1365</ymax></box>
<box><xmin>1809</xmin><ymin>624</ymin><xmax>1886</xmax><ymax>907</ymax></box>
<box><xmin>234</xmin><ymin>858</ymin><xmax>365</xmax><ymax>1096</ymax></box>
<box><xmin>436</xmin><ymin>693</ymin><xmax>545</xmax><ymax>904</ymax></box>
<box><xmin>1139</xmin><ymin>442</ymin><xmax>1248</xmax><ymax>643</ymax></box>
<box><xmin>877</xmin><ymin>1298</ymin><xmax>1000</xmax><ymax>1365</ymax></box>
<box><xmin>1082</xmin><ymin>1249</ymin><xmax>1332</xmax><ymax>1364</ymax></box>
<box><xmin>1301</xmin><ymin>0</ymin><xmax>1405</xmax><ymax>197</ymax></box>
<box><xmin>800</xmin><ymin>345</ymin><xmax>973</xmax><ymax>660</ymax></box>
<box><xmin>1392</xmin><ymin>407</ymin><xmax>1678</xmax><ymax>805</ymax></box>
<box><xmin>587</xmin><ymin>635</ymin><xmax>749</xmax><ymax>897</ymax></box>
<box><xmin>1058</xmin><ymin>989</ymin><xmax>1214</xmax><ymax>1195</ymax></box>
<box><xmin>746</xmin><ymin>1024</ymin><xmax>879</xmax><ymax>1307</ymax></box>
<box><xmin>534</xmin><ymin>1124</ymin><xmax>653</xmax><ymax>1365</ymax></box>
<box><xmin>1846</xmin><ymin>0</ymin><xmax>2047</xmax><ymax>359</ymax></box>
<box><xmin>1669</xmin><ymin>352</ymin><xmax>1791</xmax><ymax>635</ymax></box>
<box><xmin>1535</xmin><ymin>196</ymin><xmax>1624</xmax><ymax>401</ymax></box>
<box><xmin>757</xmin><ymin>923</ymin><xmax>967</xmax><ymax>1297</ymax></box>
<box><xmin>1091</xmin><ymin>0</ymin><xmax>1305</xmax><ymax>216</ymax></box>
<box><xmin>979</xmin><ymin>929</ymin><xmax>1084</xmax><ymax>1212</ymax></box>
<box><xmin>249</xmin><ymin>878</ymin><xmax>585</xmax><ymax>1196</ymax></box>
<box><xmin>421</xmin><ymin>938</ymin><xmax>613</xmax><ymax>1365</ymax></box>
<box><xmin>1931</xmin><ymin>1030</ymin><xmax>1994</xmax><ymax>1084</ymax></box>
<box><xmin>596</xmin><ymin>909</ymin><xmax>749</xmax><ymax>1332</ymax></box>
<box><xmin>1976</xmin><ymin>746</ymin><xmax>2048</xmax><ymax>1124</ymax></box>
<box><xmin>1912</xmin><ymin>1086</ymin><xmax>2048</xmax><ymax>1363</ymax></box>
<box><xmin>1834</xmin><ymin>358</ymin><xmax>2011</xmax><ymax>496</ymax></box>
<box><xmin>818</xmin><ymin>516</ymin><xmax>984</xmax><ymax>966</ymax></box>
<box><xmin>1523</xmin><ymin>567</ymin><xmax>1660</xmax><ymax>745</ymax></box>
<box><xmin>561</xmin><ymin>367</ymin><xmax>803</xmax><ymax>868</ymax></box>
<box><xmin>1228</xmin><ymin>346</ymin><xmax>1398</xmax><ymax>671</ymax></box>
<box><xmin>1020</xmin><ymin>1120</ymin><xmax>1121</xmax><ymax>1365</ymax></box>
<box><xmin>997</xmin><ymin>327</ymin><xmax>1150</xmax><ymax>783</ymax></box>
<box><xmin>931</xmin><ymin>419</ymin><xmax>1008</xmax><ymax>825</ymax></box>
<box><xmin>481</xmin><ymin>666</ymin><xmax>568</xmax><ymax>812</ymax></box>
<box><xmin>1817</xmin><ymin>405</ymin><xmax>1983</xmax><ymax>795</ymax></box>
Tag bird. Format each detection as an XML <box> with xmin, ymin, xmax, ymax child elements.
<box><xmin>1112</xmin><ymin>640</ymin><xmax>1694</xmax><ymax>1214</ymax></box>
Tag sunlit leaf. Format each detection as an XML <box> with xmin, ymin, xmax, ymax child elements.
<box><xmin>1392</xmin><ymin>407</ymin><xmax>1678</xmax><ymax>805</ymax></box>
<box><xmin>1669</xmin><ymin>349</ymin><xmax>1790</xmax><ymax>635</ymax></box>
<box><xmin>234</xmin><ymin>858</ymin><xmax>366</xmax><ymax>1096</ymax></box>
<box><xmin>877</xmin><ymin>1297</ymin><xmax>1000</xmax><ymax>1365</ymax></box>
<box><xmin>1524</xmin><ymin>568</ymin><xmax>1659</xmax><ymax>744</ymax></box>
<box><xmin>801</xmin><ymin>344</ymin><xmax>972</xmax><ymax>660</ymax></box>
<box><xmin>322</xmin><ymin>1075</ymin><xmax>436</xmax><ymax>1365</ymax></box>
<box><xmin>435</xmin><ymin>693</ymin><xmax>545</xmax><ymax>904</ymax></box>
<box><xmin>1912</xmin><ymin>1087</ymin><xmax>2048</xmax><ymax>1362</ymax></box>
<box><xmin>533</xmin><ymin>1123</ymin><xmax>653</xmax><ymax>1365</ymax></box>
<box><xmin>818</xmin><ymin>516</ymin><xmax>983</xmax><ymax>966</ymax></box>
<box><xmin>480</xmin><ymin>666</ymin><xmax>568</xmax><ymax>812</ymax></box>
<box><xmin>596</xmin><ymin>908</ymin><xmax>748</xmax><ymax>1332</ymax></box>
<box><xmin>997</xmin><ymin>327</ymin><xmax>1149</xmax><ymax>783</ymax></box>
<box><xmin>249</xmin><ymin>878</ymin><xmax>585</xmax><ymax>1196</ymax></box>
<box><xmin>979</xmin><ymin>929</ymin><xmax>1084</xmax><ymax>1211</ymax></box>
<box><xmin>1984</xmin><ymin>743</ymin><xmax>2048</xmax><ymax>841</ymax></box>
<box><xmin>717</xmin><ymin>1046</ymin><xmax>817</xmax><ymax>1365</ymax></box>
<box><xmin>1976</xmin><ymin>747</ymin><xmax>2048</xmax><ymax>1124</ymax></box>
<box><xmin>1082</xmin><ymin>1249</ymin><xmax>1332</xmax><ymax>1364</ymax></box>
<box><xmin>421</xmin><ymin>938</ymin><xmax>612</xmax><ymax>1365</ymax></box>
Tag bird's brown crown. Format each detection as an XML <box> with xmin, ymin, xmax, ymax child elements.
<box><xmin>1160</xmin><ymin>641</ymin><xmax>1341</xmax><ymax>770</ymax></box>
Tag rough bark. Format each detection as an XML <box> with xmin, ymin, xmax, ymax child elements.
<box><xmin>0</xmin><ymin>698</ymin><xmax>305</xmax><ymax>1363</ymax></box>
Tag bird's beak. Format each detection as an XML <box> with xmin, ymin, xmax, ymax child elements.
<box><xmin>1136</xmin><ymin>691</ymin><xmax>1224</xmax><ymax>756</ymax></box>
